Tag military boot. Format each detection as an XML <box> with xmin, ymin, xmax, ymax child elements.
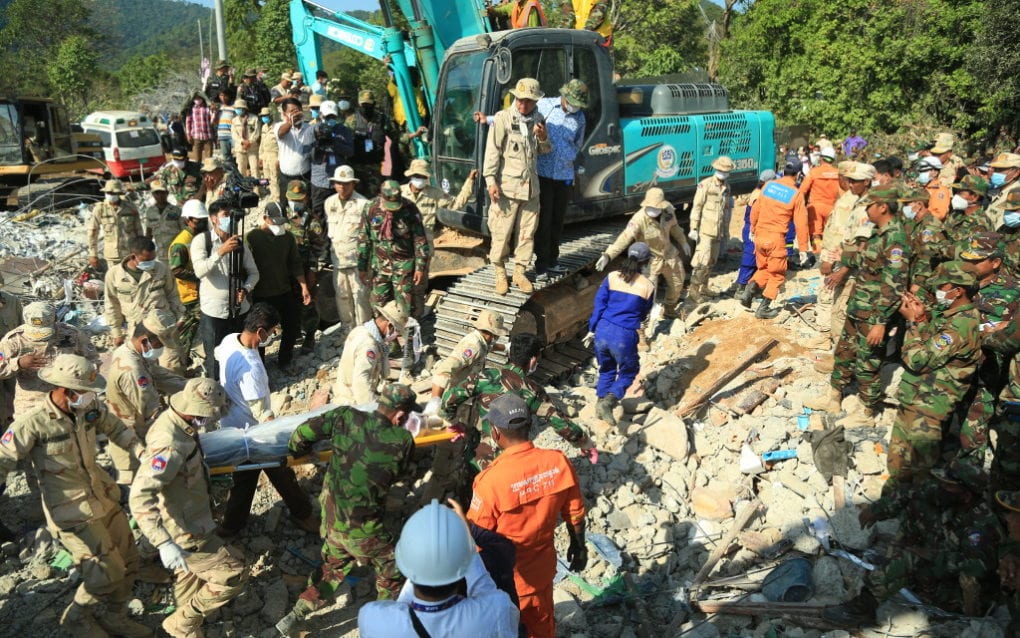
<box><xmin>162</xmin><ymin>603</ymin><xmax>204</xmax><ymax>638</ymax></box>
<box><xmin>686</xmin><ymin>283</ymin><xmax>703</xmax><ymax>304</ymax></box>
<box><xmin>732</xmin><ymin>283</ymin><xmax>747</xmax><ymax>299</ymax></box>
<box><xmin>754</xmin><ymin>298</ymin><xmax>781</xmax><ymax>319</ymax></box>
<box><xmin>97</xmin><ymin>603</ymin><xmax>153</xmax><ymax>638</ymax></box>
<box><xmin>836</xmin><ymin>405</ymin><xmax>876</xmax><ymax>428</ymax></box>
<box><xmin>493</xmin><ymin>265</ymin><xmax>509</xmax><ymax>296</ymax></box>
<box><xmin>60</xmin><ymin>602</ymin><xmax>110</xmax><ymax>638</ymax></box>
<box><xmin>739</xmin><ymin>282</ymin><xmax>760</xmax><ymax>310</ymax></box>
<box><xmin>512</xmin><ymin>264</ymin><xmax>534</xmax><ymax>294</ymax></box>
<box><xmin>595</xmin><ymin>394</ymin><xmax>618</xmax><ymax>426</ymax></box>
<box><xmin>804</xmin><ymin>387</ymin><xmax>842</xmax><ymax>413</ymax></box>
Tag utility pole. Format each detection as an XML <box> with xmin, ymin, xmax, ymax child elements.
<box><xmin>213</xmin><ymin>0</ymin><xmax>228</xmax><ymax>62</ymax></box>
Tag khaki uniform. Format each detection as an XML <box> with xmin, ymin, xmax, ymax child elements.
<box><xmin>130</xmin><ymin>409</ymin><xmax>248</xmax><ymax>620</ymax></box>
<box><xmin>105</xmin><ymin>344</ymin><xmax>186</xmax><ymax>484</ymax></box>
<box><xmin>324</xmin><ymin>191</ymin><xmax>372</xmax><ymax>329</ymax></box>
<box><xmin>231</xmin><ymin>114</ymin><xmax>261</xmax><ymax>177</ymax></box>
<box><xmin>103</xmin><ymin>259</ymin><xmax>186</xmax><ymax>373</ymax></box>
<box><xmin>0</xmin><ymin>292</ymin><xmax>24</xmax><ymax>424</ymax></box>
<box><xmin>331</xmin><ymin>322</ymin><xmax>388</xmax><ymax>405</ymax></box>
<box><xmin>605</xmin><ymin>207</ymin><xmax>689</xmax><ymax>314</ymax></box>
<box><xmin>259</xmin><ymin>122</ymin><xmax>280</xmax><ymax>201</ymax></box>
<box><xmin>86</xmin><ymin>201</ymin><xmax>143</xmax><ymax>268</ymax></box>
<box><xmin>0</xmin><ymin>324</ymin><xmax>98</xmax><ymax>414</ymax></box>
<box><xmin>939</xmin><ymin>154</ymin><xmax>966</xmax><ymax>188</ymax></box>
<box><xmin>987</xmin><ymin>179</ymin><xmax>1020</xmax><ymax>231</ymax></box>
<box><xmin>816</xmin><ymin>190</ymin><xmax>863</xmax><ymax>334</ymax></box>
<box><xmin>0</xmin><ymin>394</ymin><xmax>140</xmax><ymax>606</ymax></box>
<box><xmin>141</xmin><ymin>203</ymin><xmax>182</xmax><ymax>257</ymax></box>
<box><xmin>688</xmin><ymin>176</ymin><xmax>733</xmax><ymax>288</ymax></box>
<box><xmin>431</xmin><ymin>329</ymin><xmax>490</xmax><ymax>391</ymax></box>
<box><xmin>482</xmin><ymin>108</ymin><xmax>552</xmax><ymax>268</ymax></box>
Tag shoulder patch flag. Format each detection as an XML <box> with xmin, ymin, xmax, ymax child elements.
<box><xmin>151</xmin><ymin>454</ymin><xmax>168</xmax><ymax>473</ymax></box>
<box><xmin>462</xmin><ymin>348</ymin><xmax>475</xmax><ymax>361</ymax></box>
<box><xmin>1</xmin><ymin>430</ymin><xmax>13</xmax><ymax>445</ymax></box>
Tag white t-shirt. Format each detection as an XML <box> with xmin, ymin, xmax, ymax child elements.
<box><xmin>274</xmin><ymin>121</ymin><xmax>315</xmax><ymax>176</ymax></box>
<box><xmin>215</xmin><ymin>333</ymin><xmax>271</xmax><ymax>428</ymax></box>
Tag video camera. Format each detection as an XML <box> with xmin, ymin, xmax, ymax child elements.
<box><xmin>222</xmin><ymin>157</ymin><xmax>268</xmax><ymax>212</ymax></box>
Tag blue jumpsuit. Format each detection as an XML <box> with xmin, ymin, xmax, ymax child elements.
<box><xmin>738</xmin><ymin>203</ymin><xmax>757</xmax><ymax>285</ymax></box>
<box><xmin>589</xmin><ymin>272</ymin><xmax>654</xmax><ymax>399</ymax></box>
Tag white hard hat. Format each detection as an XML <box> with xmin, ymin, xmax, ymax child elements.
<box><xmin>181</xmin><ymin>199</ymin><xmax>209</xmax><ymax>219</ymax></box>
<box><xmin>395</xmin><ymin>500</ymin><xmax>475</xmax><ymax>586</ymax></box>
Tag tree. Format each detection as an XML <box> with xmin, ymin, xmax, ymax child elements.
<box><xmin>614</xmin><ymin>0</ymin><xmax>708</xmax><ymax>78</ymax></box>
<box><xmin>968</xmin><ymin>0</ymin><xmax>1020</xmax><ymax>146</ymax></box>
<box><xmin>47</xmin><ymin>35</ymin><xmax>100</xmax><ymax>116</ymax></box>
<box><xmin>255</xmin><ymin>0</ymin><xmax>297</xmax><ymax>73</ymax></box>
<box><xmin>0</xmin><ymin>0</ymin><xmax>97</xmax><ymax>96</ymax></box>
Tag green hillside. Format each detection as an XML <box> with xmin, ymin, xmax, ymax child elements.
<box><xmin>89</xmin><ymin>0</ymin><xmax>213</xmax><ymax>69</ymax></box>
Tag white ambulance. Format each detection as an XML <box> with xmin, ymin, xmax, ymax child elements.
<box><xmin>82</xmin><ymin>110</ymin><xmax>165</xmax><ymax>178</ymax></box>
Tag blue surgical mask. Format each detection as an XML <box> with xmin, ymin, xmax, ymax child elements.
<box><xmin>234</xmin><ymin>109</ymin><xmax>245</xmax><ymax>116</ymax></box>
<box><xmin>142</xmin><ymin>343</ymin><xmax>164</xmax><ymax>360</ymax></box>
<box><xmin>311</xmin><ymin>109</ymin><xmax>320</xmax><ymax>119</ymax></box>
<box><xmin>1004</xmin><ymin>212</ymin><xmax>1020</xmax><ymax>228</ymax></box>
<box><xmin>261</xmin><ymin>116</ymin><xmax>271</xmax><ymax>124</ymax></box>
<box><xmin>136</xmin><ymin>259</ymin><xmax>157</xmax><ymax>271</ymax></box>
<box><xmin>68</xmin><ymin>391</ymin><xmax>96</xmax><ymax>409</ymax></box>
<box><xmin>339</xmin><ymin>100</ymin><xmax>351</xmax><ymax>111</ymax></box>
<box><xmin>917</xmin><ymin>172</ymin><xmax>932</xmax><ymax>186</ymax></box>
<box><xmin>991</xmin><ymin>173</ymin><xmax>1007</xmax><ymax>188</ymax></box>
<box><xmin>902</xmin><ymin>204</ymin><xmax>916</xmax><ymax>220</ymax></box>
<box><xmin>219</xmin><ymin>216</ymin><xmax>232</xmax><ymax>233</ymax></box>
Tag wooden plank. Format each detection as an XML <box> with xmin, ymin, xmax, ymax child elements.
<box><xmin>676</xmin><ymin>340</ymin><xmax>778</xmax><ymax>418</ymax></box>
<box><xmin>691</xmin><ymin>498</ymin><xmax>762</xmax><ymax>588</ymax></box>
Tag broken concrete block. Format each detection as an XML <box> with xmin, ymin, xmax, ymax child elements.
<box><xmin>621</xmin><ymin>397</ymin><xmax>653</xmax><ymax>414</ymax></box>
<box><xmin>607</xmin><ymin>510</ymin><xmax>633</xmax><ymax>530</ymax></box>
<box><xmin>691</xmin><ymin>486</ymin><xmax>733</xmax><ymax>520</ymax></box>
<box><xmin>632</xmin><ymin>407</ymin><xmax>689</xmax><ymax>462</ymax></box>
<box><xmin>811</xmin><ymin>555</ymin><xmax>847</xmax><ymax>599</ymax></box>
<box><xmin>553</xmin><ymin>588</ymin><xmax>586</xmax><ymax>630</ymax></box>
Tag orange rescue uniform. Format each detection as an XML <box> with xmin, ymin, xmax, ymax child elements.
<box><xmin>750</xmin><ymin>174</ymin><xmax>809</xmax><ymax>300</ymax></box>
<box><xmin>926</xmin><ymin>182</ymin><xmax>951</xmax><ymax>220</ymax></box>
<box><xmin>798</xmin><ymin>161</ymin><xmax>842</xmax><ymax>248</ymax></box>
<box><xmin>468</xmin><ymin>441</ymin><xmax>585</xmax><ymax>638</ymax></box>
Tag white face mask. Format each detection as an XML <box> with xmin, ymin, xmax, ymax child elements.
<box><xmin>935</xmin><ymin>288</ymin><xmax>955</xmax><ymax>308</ymax></box>
<box><xmin>902</xmin><ymin>204</ymin><xmax>917</xmax><ymax>220</ymax></box>
<box><xmin>871</xmin><ymin>179</ymin><xmax>881</xmax><ymax>188</ymax></box>
<box><xmin>917</xmin><ymin>172</ymin><xmax>933</xmax><ymax>186</ymax></box>
<box><xmin>527</xmin><ymin>359</ymin><xmax>538</xmax><ymax>375</ymax></box>
<box><xmin>257</xmin><ymin>329</ymin><xmax>274</xmax><ymax>348</ymax></box>
<box><xmin>715</xmin><ymin>171</ymin><xmax>729</xmax><ymax>181</ymax></box>
<box><xmin>172</xmin><ymin>160</ymin><xmax>185</xmax><ymax>169</ymax></box>
<box><xmin>338</xmin><ymin>100</ymin><xmax>351</xmax><ymax>111</ymax></box>
<box><xmin>951</xmin><ymin>194</ymin><xmax>970</xmax><ymax>211</ymax></box>
<box><xmin>68</xmin><ymin>391</ymin><xmax>96</xmax><ymax>409</ymax></box>
<box><xmin>268</xmin><ymin>224</ymin><xmax>285</xmax><ymax>236</ymax></box>
<box><xmin>136</xmin><ymin>259</ymin><xmax>157</xmax><ymax>271</ymax></box>
<box><xmin>410</xmin><ymin>177</ymin><xmax>427</xmax><ymax>189</ymax></box>
<box><xmin>645</xmin><ymin>206</ymin><xmax>662</xmax><ymax>218</ymax></box>
<box><xmin>105</xmin><ymin>194</ymin><xmax>119</xmax><ymax>203</ymax></box>
<box><xmin>384</xmin><ymin>326</ymin><xmax>399</xmax><ymax>343</ymax></box>
<box><xmin>142</xmin><ymin>343</ymin><xmax>164</xmax><ymax>360</ymax></box>
<box><xmin>564</xmin><ymin>103</ymin><xmax>580</xmax><ymax>114</ymax></box>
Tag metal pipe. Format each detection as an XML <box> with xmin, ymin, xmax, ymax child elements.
<box><xmin>213</xmin><ymin>0</ymin><xmax>228</xmax><ymax>61</ymax></box>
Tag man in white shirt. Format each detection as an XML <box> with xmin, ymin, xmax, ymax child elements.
<box><xmin>274</xmin><ymin>97</ymin><xmax>316</xmax><ymax>202</ymax></box>
<box><xmin>191</xmin><ymin>199</ymin><xmax>260</xmax><ymax>379</ymax></box>
<box><xmin>358</xmin><ymin>499</ymin><xmax>519</xmax><ymax>638</ymax></box>
<box><xmin>213</xmin><ymin>302</ymin><xmax>317</xmax><ymax>537</ymax></box>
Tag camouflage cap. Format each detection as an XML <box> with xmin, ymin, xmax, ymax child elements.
<box><xmin>169</xmin><ymin>378</ymin><xmax>227</xmax><ymax>418</ymax></box>
<box><xmin>486</xmin><ymin>393</ymin><xmax>531</xmax><ymax>430</ymax></box>
<box><xmin>149</xmin><ymin>180</ymin><xmax>168</xmax><ymax>193</ymax></box>
<box><xmin>22</xmin><ymin>301</ymin><xmax>56</xmax><ymax>340</ymax></box>
<box><xmin>952</xmin><ymin>174</ymin><xmax>989</xmax><ymax>196</ymax></box>
<box><xmin>377</xmin><ymin>382</ymin><xmax>420</xmax><ymax>412</ymax></box>
<box><xmin>285</xmin><ymin>179</ymin><xmax>308</xmax><ymax>200</ymax></box>
<box><xmin>996</xmin><ymin>490</ymin><xmax>1020</xmax><ymax>513</ymax></box>
<box><xmin>930</xmin><ymin>132</ymin><xmax>955</xmax><ymax>154</ymax></box>
<box><xmin>243</xmin><ymin>68</ymin><xmax>257</xmax><ymax>78</ymax></box>
<box><xmin>857</xmin><ymin>186</ymin><xmax>900</xmax><ymax>206</ymax></box>
<box><xmin>142</xmin><ymin>308</ymin><xmax>177</xmax><ymax>338</ymax></box>
<box><xmin>1004</xmin><ymin>190</ymin><xmax>1020</xmax><ymax>211</ymax></box>
<box><xmin>380</xmin><ymin>179</ymin><xmax>403</xmax><ymax>211</ymax></box>
<box><xmin>559</xmin><ymin>78</ymin><xmax>589</xmax><ymax>108</ymax></box>
<box><xmin>38</xmin><ymin>354</ymin><xmax>105</xmax><ymax>392</ymax></box>
<box><xmin>959</xmin><ymin>231</ymin><xmax>1004</xmax><ymax>261</ymax></box>
<box><xmin>929</xmin><ymin>260</ymin><xmax>978</xmax><ymax>288</ymax></box>
<box><xmin>358</xmin><ymin>89</ymin><xmax>375</xmax><ymax>104</ymax></box>
<box><xmin>897</xmin><ymin>186</ymin><xmax>929</xmax><ymax>203</ymax></box>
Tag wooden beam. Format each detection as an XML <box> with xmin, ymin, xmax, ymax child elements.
<box><xmin>677</xmin><ymin>339</ymin><xmax>779</xmax><ymax>418</ymax></box>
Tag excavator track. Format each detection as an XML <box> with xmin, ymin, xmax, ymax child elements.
<box><xmin>430</xmin><ymin>221</ymin><xmax>627</xmax><ymax>385</ymax></box>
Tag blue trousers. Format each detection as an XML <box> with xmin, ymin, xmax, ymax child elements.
<box><xmin>738</xmin><ymin>206</ymin><xmax>756</xmax><ymax>285</ymax></box>
<box><xmin>594</xmin><ymin>321</ymin><xmax>640</xmax><ymax>399</ymax></box>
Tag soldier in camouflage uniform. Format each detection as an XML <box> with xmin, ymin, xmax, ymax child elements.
<box><xmin>942</xmin><ymin>175</ymin><xmax>991</xmax><ymax>260</ymax></box>
<box><xmin>995</xmin><ymin>189</ymin><xmax>1020</xmax><ymax>277</ymax></box>
<box><xmin>0</xmin><ymin>273</ymin><xmax>23</xmax><ymax>425</ymax></box>
<box><xmin>285</xmin><ymin>180</ymin><xmax>329</xmax><ymax>351</ymax></box>
<box><xmin>898</xmin><ymin>186</ymin><xmax>946</xmax><ymax>295</ymax></box>
<box><xmin>357</xmin><ymin>179</ymin><xmax>429</xmax><ymax>317</ymax></box>
<box><xmin>141</xmin><ymin>180</ymin><xmax>182</xmax><ymax>257</ymax></box>
<box><xmin>86</xmin><ymin>179</ymin><xmax>143</xmax><ymax>270</ymax></box>
<box><xmin>277</xmin><ymin>383</ymin><xmax>419</xmax><ymax>635</ymax></box>
<box><xmin>152</xmin><ymin>148</ymin><xmax>201</xmax><ymax>206</ymax></box>
<box><xmin>805</xmin><ymin>187</ymin><xmax>910</xmax><ymax>426</ymax></box>
<box><xmin>346</xmin><ymin>90</ymin><xmax>394</xmax><ymax>196</ymax></box>
<box><xmin>440</xmin><ymin>333</ymin><xmax>596</xmax><ymax>501</ymax></box>
<box><xmin>992</xmin><ymin>489</ymin><xmax>1020</xmax><ymax>628</ymax></box>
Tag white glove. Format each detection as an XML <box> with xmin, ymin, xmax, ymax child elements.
<box><xmin>595</xmin><ymin>255</ymin><xmax>609</xmax><ymax>271</ymax></box>
<box><xmin>158</xmin><ymin>542</ymin><xmax>190</xmax><ymax>572</ymax></box>
<box><xmin>582</xmin><ymin>331</ymin><xmax>595</xmax><ymax>348</ymax></box>
<box><xmin>798</xmin><ymin>251</ymin><xmax>809</xmax><ymax>266</ymax></box>
<box><xmin>423</xmin><ymin>396</ymin><xmax>442</xmax><ymax>416</ymax></box>
<box><xmin>688</xmin><ymin>229</ymin><xmax>699</xmax><ymax>243</ymax></box>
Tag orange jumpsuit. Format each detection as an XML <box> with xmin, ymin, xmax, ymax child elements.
<box><xmin>750</xmin><ymin>175</ymin><xmax>808</xmax><ymax>300</ymax></box>
<box><xmin>798</xmin><ymin>161</ymin><xmax>842</xmax><ymax>248</ymax></box>
<box><xmin>468</xmin><ymin>441</ymin><xmax>585</xmax><ymax>638</ymax></box>
<box><xmin>926</xmin><ymin>181</ymin><xmax>951</xmax><ymax>220</ymax></box>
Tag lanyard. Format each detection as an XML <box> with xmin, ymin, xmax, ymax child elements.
<box><xmin>411</xmin><ymin>595</ymin><xmax>464</xmax><ymax>613</ymax></box>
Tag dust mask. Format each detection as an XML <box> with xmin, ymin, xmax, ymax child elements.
<box><xmin>105</xmin><ymin>194</ymin><xmax>119</xmax><ymax>203</ymax></box>
<box><xmin>871</xmin><ymin>179</ymin><xmax>881</xmax><ymax>188</ymax></box>
<box><xmin>268</xmin><ymin>224</ymin><xmax>285</xmax><ymax>236</ymax></box>
<box><xmin>410</xmin><ymin>177</ymin><xmax>427</xmax><ymax>189</ymax></box>
<box><xmin>68</xmin><ymin>391</ymin><xmax>96</xmax><ymax>409</ymax></box>
<box><xmin>917</xmin><ymin>172</ymin><xmax>932</xmax><ymax>186</ymax></box>
<box><xmin>951</xmin><ymin>194</ymin><xmax>969</xmax><ymax>211</ymax></box>
<box><xmin>136</xmin><ymin>259</ymin><xmax>157</xmax><ymax>271</ymax></box>
<box><xmin>564</xmin><ymin>103</ymin><xmax>580</xmax><ymax>114</ymax></box>
<box><xmin>142</xmin><ymin>344</ymin><xmax>164</xmax><ymax>360</ymax></box>
<box><xmin>172</xmin><ymin>160</ymin><xmax>185</xmax><ymax>169</ymax></box>
<box><xmin>902</xmin><ymin>204</ymin><xmax>916</xmax><ymax>220</ymax></box>
<box><xmin>935</xmin><ymin>288</ymin><xmax>955</xmax><ymax>308</ymax></box>
<box><xmin>715</xmin><ymin>171</ymin><xmax>729</xmax><ymax>181</ymax></box>
<box><xmin>645</xmin><ymin>207</ymin><xmax>662</xmax><ymax>218</ymax></box>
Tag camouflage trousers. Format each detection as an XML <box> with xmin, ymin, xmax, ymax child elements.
<box><xmin>173</xmin><ymin>535</ymin><xmax>249</xmax><ymax>618</ymax></box>
<box><xmin>55</xmin><ymin>507</ymin><xmax>138</xmax><ymax>607</ymax></box>
<box><xmin>178</xmin><ymin>301</ymin><xmax>201</xmax><ymax>364</ymax></box>
<box><xmin>296</xmin><ymin>506</ymin><xmax>400</xmax><ymax>615</ymax></box>
<box><xmin>831</xmin><ymin>315</ymin><xmax>887</xmax><ymax>408</ymax></box>
<box><xmin>351</xmin><ymin>164</ymin><xmax>382</xmax><ymax>200</ymax></box>
<box><xmin>887</xmin><ymin>404</ymin><xmax>946</xmax><ymax>483</ymax></box>
<box><xmin>992</xmin><ymin>404</ymin><xmax>1020</xmax><ymax>492</ymax></box>
<box><xmin>370</xmin><ymin>266</ymin><xmax>415</xmax><ymax>317</ymax></box>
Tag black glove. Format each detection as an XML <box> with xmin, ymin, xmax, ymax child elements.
<box><xmin>567</xmin><ymin>535</ymin><xmax>588</xmax><ymax>572</ymax></box>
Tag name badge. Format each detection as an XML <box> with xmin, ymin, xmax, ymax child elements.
<box><xmin>762</xmin><ymin>181</ymin><xmax>797</xmax><ymax>205</ymax></box>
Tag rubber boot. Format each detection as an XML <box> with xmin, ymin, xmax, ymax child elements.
<box><xmin>162</xmin><ymin>602</ymin><xmax>205</xmax><ymax>638</ymax></box>
<box><xmin>595</xmin><ymin>394</ymin><xmax>618</xmax><ymax>426</ymax></box>
<box><xmin>97</xmin><ymin>603</ymin><xmax>153</xmax><ymax>638</ymax></box>
<box><xmin>686</xmin><ymin>283</ymin><xmax>703</xmax><ymax>304</ymax></box>
<box><xmin>739</xmin><ymin>282</ymin><xmax>759</xmax><ymax>310</ymax></box>
<box><xmin>837</xmin><ymin>405</ymin><xmax>877</xmax><ymax>428</ymax></box>
<box><xmin>804</xmin><ymin>387</ymin><xmax>842</xmax><ymax>413</ymax></box>
<box><xmin>60</xmin><ymin>602</ymin><xmax>110</xmax><ymax>638</ymax></box>
<box><xmin>493</xmin><ymin>265</ymin><xmax>508</xmax><ymax>296</ymax></box>
<box><xmin>754</xmin><ymin>297</ymin><xmax>781</xmax><ymax>319</ymax></box>
<box><xmin>732</xmin><ymin>283</ymin><xmax>747</xmax><ymax>299</ymax></box>
<box><xmin>512</xmin><ymin>264</ymin><xmax>533</xmax><ymax>293</ymax></box>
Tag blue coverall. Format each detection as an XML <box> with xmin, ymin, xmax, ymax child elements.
<box><xmin>589</xmin><ymin>272</ymin><xmax>654</xmax><ymax>399</ymax></box>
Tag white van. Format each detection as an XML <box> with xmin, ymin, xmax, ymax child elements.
<box><xmin>82</xmin><ymin>110</ymin><xmax>165</xmax><ymax>178</ymax></box>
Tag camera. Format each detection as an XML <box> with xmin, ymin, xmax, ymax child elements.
<box><xmin>222</xmin><ymin>157</ymin><xmax>267</xmax><ymax>210</ymax></box>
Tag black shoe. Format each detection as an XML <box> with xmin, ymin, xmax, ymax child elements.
<box><xmin>755</xmin><ymin>298</ymin><xmax>781</xmax><ymax>319</ymax></box>
<box><xmin>739</xmin><ymin>283</ymin><xmax>758</xmax><ymax>310</ymax></box>
<box><xmin>595</xmin><ymin>393</ymin><xmax>618</xmax><ymax>426</ymax></box>
<box><xmin>548</xmin><ymin>263</ymin><xmax>569</xmax><ymax>274</ymax></box>
<box><xmin>732</xmin><ymin>284</ymin><xmax>747</xmax><ymax>299</ymax></box>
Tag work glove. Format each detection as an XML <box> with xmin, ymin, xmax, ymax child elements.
<box><xmin>567</xmin><ymin>535</ymin><xmax>588</xmax><ymax>572</ymax></box>
<box><xmin>158</xmin><ymin>541</ymin><xmax>190</xmax><ymax>573</ymax></box>
<box><xmin>580</xmin><ymin>440</ymin><xmax>599</xmax><ymax>465</ymax></box>
<box><xmin>688</xmin><ymin>229</ymin><xmax>699</xmax><ymax>243</ymax></box>
<box><xmin>422</xmin><ymin>396</ymin><xmax>442</xmax><ymax>416</ymax></box>
<box><xmin>798</xmin><ymin>251</ymin><xmax>810</xmax><ymax>266</ymax></box>
<box><xmin>582</xmin><ymin>331</ymin><xmax>595</xmax><ymax>348</ymax></box>
<box><xmin>447</xmin><ymin>422</ymin><xmax>467</xmax><ymax>443</ymax></box>
<box><xmin>595</xmin><ymin>254</ymin><xmax>610</xmax><ymax>271</ymax></box>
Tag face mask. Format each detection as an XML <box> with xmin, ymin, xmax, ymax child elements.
<box><xmin>871</xmin><ymin>179</ymin><xmax>881</xmax><ymax>188</ymax></box>
<box><xmin>193</xmin><ymin>219</ymin><xmax>208</xmax><ymax>233</ymax></box>
<box><xmin>142</xmin><ymin>343</ymin><xmax>164</xmax><ymax>360</ymax></box>
<box><xmin>260</xmin><ymin>116</ymin><xmax>271</xmax><ymax>124</ymax></box>
<box><xmin>991</xmin><ymin>173</ymin><xmax>1007</xmax><ymax>188</ymax></box>
<box><xmin>136</xmin><ymin>259</ymin><xmax>157</xmax><ymax>271</ymax></box>
<box><xmin>1004</xmin><ymin>212</ymin><xmax>1020</xmax><ymax>228</ymax></box>
<box><xmin>715</xmin><ymin>171</ymin><xmax>729</xmax><ymax>181</ymax></box>
<box><xmin>935</xmin><ymin>288</ymin><xmax>955</xmax><ymax>308</ymax></box>
<box><xmin>289</xmin><ymin>201</ymin><xmax>305</xmax><ymax>213</ymax></box>
<box><xmin>902</xmin><ymin>204</ymin><xmax>916</xmax><ymax>220</ymax></box>
<box><xmin>339</xmin><ymin>100</ymin><xmax>351</xmax><ymax>111</ymax></box>
<box><xmin>384</xmin><ymin>326</ymin><xmax>399</xmax><ymax>343</ymax></box>
<box><xmin>564</xmin><ymin>103</ymin><xmax>580</xmax><ymax>114</ymax></box>
<box><xmin>410</xmin><ymin>177</ymin><xmax>427</xmax><ymax>189</ymax></box>
<box><xmin>917</xmin><ymin>172</ymin><xmax>932</xmax><ymax>186</ymax></box>
<box><xmin>194</xmin><ymin>100</ymin><xmax>203</xmax><ymax>107</ymax></box>
<box><xmin>172</xmin><ymin>160</ymin><xmax>185</xmax><ymax>169</ymax></box>
<box><xmin>951</xmin><ymin>194</ymin><xmax>970</xmax><ymax>211</ymax></box>
<box><xmin>191</xmin><ymin>416</ymin><xmax>210</xmax><ymax>429</ymax></box>
<box><xmin>234</xmin><ymin>109</ymin><xmax>245</xmax><ymax>116</ymax></box>
<box><xmin>68</xmin><ymin>391</ymin><xmax>96</xmax><ymax>409</ymax></box>
<box><xmin>218</xmin><ymin>216</ymin><xmax>232</xmax><ymax>233</ymax></box>
<box><xmin>325</xmin><ymin>117</ymin><xmax>338</xmax><ymax>127</ymax></box>
<box><xmin>105</xmin><ymin>194</ymin><xmax>119</xmax><ymax>203</ymax></box>
<box><xmin>268</xmin><ymin>224</ymin><xmax>285</xmax><ymax>236</ymax></box>
<box><xmin>257</xmin><ymin>329</ymin><xmax>275</xmax><ymax>348</ymax></box>
<box><xmin>310</xmin><ymin>109</ymin><xmax>319</xmax><ymax>119</ymax></box>
<box><xmin>645</xmin><ymin>207</ymin><xmax>662</xmax><ymax>218</ymax></box>
<box><xmin>527</xmin><ymin>359</ymin><xmax>538</xmax><ymax>375</ymax></box>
